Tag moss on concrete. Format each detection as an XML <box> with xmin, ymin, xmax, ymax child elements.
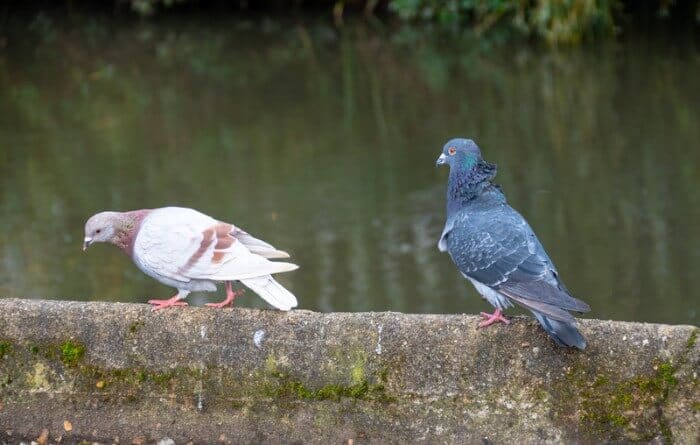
<box><xmin>350</xmin><ymin>352</ymin><xmax>367</xmax><ymax>385</ymax></box>
<box><xmin>687</xmin><ymin>329</ymin><xmax>698</xmax><ymax>349</ymax></box>
<box><xmin>59</xmin><ymin>340</ymin><xmax>85</xmax><ymax>367</ymax></box>
<box><xmin>555</xmin><ymin>358</ymin><xmax>681</xmax><ymax>442</ymax></box>
<box><xmin>0</xmin><ymin>336</ymin><xmax>393</xmax><ymax>410</ymax></box>
<box><xmin>128</xmin><ymin>320</ymin><xmax>145</xmax><ymax>334</ymax></box>
<box><xmin>263</xmin><ymin>371</ymin><xmax>389</xmax><ymax>402</ymax></box>
<box><xmin>0</xmin><ymin>341</ymin><xmax>11</xmax><ymax>360</ymax></box>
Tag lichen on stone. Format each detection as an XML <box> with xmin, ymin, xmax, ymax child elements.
<box><xmin>26</xmin><ymin>362</ymin><xmax>52</xmax><ymax>392</ymax></box>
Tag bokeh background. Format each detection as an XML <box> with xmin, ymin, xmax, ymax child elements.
<box><xmin>1</xmin><ymin>3</ymin><xmax>698</xmax><ymax>324</ymax></box>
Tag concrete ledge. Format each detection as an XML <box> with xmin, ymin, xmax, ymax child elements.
<box><xmin>0</xmin><ymin>298</ymin><xmax>698</xmax><ymax>444</ymax></box>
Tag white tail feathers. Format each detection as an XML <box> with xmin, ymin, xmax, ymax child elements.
<box><xmin>241</xmin><ymin>275</ymin><xmax>298</xmax><ymax>311</ymax></box>
<box><xmin>208</xmin><ymin>260</ymin><xmax>298</xmax><ymax>281</ymax></box>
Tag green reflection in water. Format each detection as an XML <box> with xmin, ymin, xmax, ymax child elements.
<box><xmin>1</xmin><ymin>15</ymin><xmax>698</xmax><ymax>324</ymax></box>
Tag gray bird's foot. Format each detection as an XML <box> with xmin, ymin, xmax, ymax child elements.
<box><xmin>206</xmin><ymin>286</ymin><xmax>245</xmax><ymax>309</ymax></box>
<box><xmin>478</xmin><ymin>308</ymin><xmax>510</xmax><ymax>328</ymax></box>
<box><xmin>148</xmin><ymin>296</ymin><xmax>188</xmax><ymax>311</ymax></box>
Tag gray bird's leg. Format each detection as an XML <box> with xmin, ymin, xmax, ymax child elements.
<box><xmin>148</xmin><ymin>289</ymin><xmax>190</xmax><ymax>311</ymax></box>
<box><xmin>206</xmin><ymin>281</ymin><xmax>245</xmax><ymax>309</ymax></box>
<box><xmin>478</xmin><ymin>308</ymin><xmax>510</xmax><ymax>328</ymax></box>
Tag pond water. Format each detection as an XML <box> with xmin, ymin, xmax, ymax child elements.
<box><xmin>1</xmin><ymin>14</ymin><xmax>699</xmax><ymax>325</ymax></box>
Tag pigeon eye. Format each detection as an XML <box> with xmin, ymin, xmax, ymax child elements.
<box><xmin>448</xmin><ymin>147</ymin><xmax>457</xmax><ymax>156</ymax></box>
<box><xmin>96</xmin><ymin>229</ymin><xmax>102</xmax><ymax>234</ymax></box>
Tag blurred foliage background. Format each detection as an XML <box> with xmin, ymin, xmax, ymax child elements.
<box><xmin>115</xmin><ymin>0</ymin><xmax>699</xmax><ymax>44</ymax></box>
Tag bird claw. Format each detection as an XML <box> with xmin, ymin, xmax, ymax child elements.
<box><xmin>206</xmin><ymin>289</ymin><xmax>245</xmax><ymax>309</ymax></box>
<box><xmin>148</xmin><ymin>297</ymin><xmax>188</xmax><ymax>311</ymax></box>
<box><xmin>478</xmin><ymin>309</ymin><xmax>510</xmax><ymax>328</ymax></box>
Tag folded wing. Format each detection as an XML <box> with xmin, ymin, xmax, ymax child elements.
<box><xmin>134</xmin><ymin>207</ymin><xmax>298</xmax><ymax>284</ymax></box>
<box><xmin>447</xmin><ymin>207</ymin><xmax>590</xmax><ymax>314</ymax></box>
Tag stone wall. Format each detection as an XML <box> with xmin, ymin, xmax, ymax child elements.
<box><xmin>0</xmin><ymin>298</ymin><xmax>697</xmax><ymax>444</ymax></box>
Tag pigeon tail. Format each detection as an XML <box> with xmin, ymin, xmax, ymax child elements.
<box><xmin>531</xmin><ymin>311</ymin><xmax>586</xmax><ymax>349</ymax></box>
<box><xmin>240</xmin><ymin>275</ymin><xmax>298</xmax><ymax>311</ymax></box>
<box><xmin>499</xmin><ymin>288</ymin><xmax>587</xmax><ymax>349</ymax></box>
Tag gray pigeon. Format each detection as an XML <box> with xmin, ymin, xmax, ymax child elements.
<box><xmin>436</xmin><ymin>138</ymin><xmax>590</xmax><ymax>349</ymax></box>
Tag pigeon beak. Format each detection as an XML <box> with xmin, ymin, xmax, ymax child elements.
<box><xmin>82</xmin><ymin>237</ymin><xmax>93</xmax><ymax>251</ymax></box>
<box><xmin>436</xmin><ymin>153</ymin><xmax>447</xmax><ymax>166</ymax></box>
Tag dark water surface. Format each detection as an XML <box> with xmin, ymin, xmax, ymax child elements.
<box><xmin>1</xmin><ymin>15</ymin><xmax>699</xmax><ymax>324</ymax></box>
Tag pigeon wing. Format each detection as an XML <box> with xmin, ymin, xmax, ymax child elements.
<box><xmin>232</xmin><ymin>227</ymin><xmax>291</xmax><ymax>259</ymax></box>
<box><xmin>181</xmin><ymin>223</ymin><xmax>298</xmax><ymax>281</ymax></box>
<box><xmin>132</xmin><ymin>207</ymin><xmax>216</xmax><ymax>283</ymax></box>
<box><xmin>446</xmin><ymin>206</ymin><xmax>590</xmax><ymax>313</ymax></box>
<box><xmin>133</xmin><ymin>207</ymin><xmax>297</xmax><ymax>283</ymax></box>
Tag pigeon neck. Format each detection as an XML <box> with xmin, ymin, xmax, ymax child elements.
<box><xmin>113</xmin><ymin>210</ymin><xmax>151</xmax><ymax>256</ymax></box>
<box><xmin>446</xmin><ymin>160</ymin><xmax>497</xmax><ymax>213</ymax></box>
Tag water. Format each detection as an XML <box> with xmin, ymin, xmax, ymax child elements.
<box><xmin>1</xmin><ymin>14</ymin><xmax>699</xmax><ymax>325</ymax></box>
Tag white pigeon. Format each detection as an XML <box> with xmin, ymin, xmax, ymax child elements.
<box><xmin>82</xmin><ymin>206</ymin><xmax>299</xmax><ymax>311</ymax></box>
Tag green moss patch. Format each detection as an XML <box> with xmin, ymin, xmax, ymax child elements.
<box><xmin>558</xmin><ymin>360</ymin><xmax>680</xmax><ymax>442</ymax></box>
<box><xmin>60</xmin><ymin>340</ymin><xmax>85</xmax><ymax>367</ymax></box>
<box><xmin>128</xmin><ymin>320</ymin><xmax>145</xmax><ymax>334</ymax></box>
<box><xmin>687</xmin><ymin>329</ymin><xmax>698</xmax><ymax>349</ymax></box>
<box><xmin>256</xmin><ymin>349</ymin><xmax>392</xmax><ymax>403</ymax></box>
<box><xmin>261</xmin><ymin>371</ymin><xmax>390</xmax><ymax>402</ymax></box>
<box><xmin>1</xmin><ymin>338</ymin><xmax>395</xmax><ymax>410</ymax></box>
<box><xmin>0</xmin><ymin>341</ymin><xmax>12</xmax><ymax>360</ymax></box>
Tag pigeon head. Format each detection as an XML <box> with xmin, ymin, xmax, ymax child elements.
<box><xmin>435</xmin><ymin>138</ymin><xmax>482</xmax><ymax>171</ymax></box>
<box><xmin>83</xmin><ymin>212</ymin><xmax>121</xmax><ymax>250</ymax></box>
<box><xmin>437</xmin><ymin>137</ymin><xmax>498</xmax><ymax>210</ymax></box>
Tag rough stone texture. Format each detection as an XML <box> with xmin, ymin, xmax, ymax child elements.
<box><xmin>0</xmin><ymin>298</ymin><xmax>698</xmax><ymax>444</ymax></box>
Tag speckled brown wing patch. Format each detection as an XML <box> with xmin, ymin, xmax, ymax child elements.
<box><xmin>179</xmin><ymin>227</ymin><xmax>215</xmax><ymax>274</ymax></box>
<box><xmin>178</xmin><ymin>223</ymin><xmax>236</xmax><ymax>273</ymax></box>
<box><xmin>212</xmin><ymin>223</ymin><xmax>236</xmax><ymax>263</ymax></box>
<box><xmin>214</xmin><ymin>223</ymin><xmax>235</xmax><ymax>249</ymax></box>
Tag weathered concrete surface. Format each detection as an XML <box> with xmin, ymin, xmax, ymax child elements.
<box><xmin>0</xmin><ymin>298</ymin><xmax>697</xmax><ymax>444</ymax></box>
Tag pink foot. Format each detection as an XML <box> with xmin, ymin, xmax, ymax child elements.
<box><xmin>478</xmin><ymin>308</ymin><xmax>510</xmax><ymax>328</ymax></box>
<box><xmin>206</xmin><ymin>282</ymin><xmax>245</xmax><ymax>309</ymax></box>
<box><xmin>148</xmin><ymin>295</ymin><xmax>188</xmax><ymax>311</ymax></box>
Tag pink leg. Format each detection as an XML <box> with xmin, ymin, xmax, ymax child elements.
<box><xmin>478</xmin><ymin>308</ymin><xmax>510</xmax><ymax>328</ymax></box>
<box><xmin>148</xmin><ymin>294</ymin><xmax>188</xmax><ymax>311</ymax></box>
<box><xmin>206</xmin><ymin>282</ymin><xmax>245</xmax><ymax>309</ymax></box>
